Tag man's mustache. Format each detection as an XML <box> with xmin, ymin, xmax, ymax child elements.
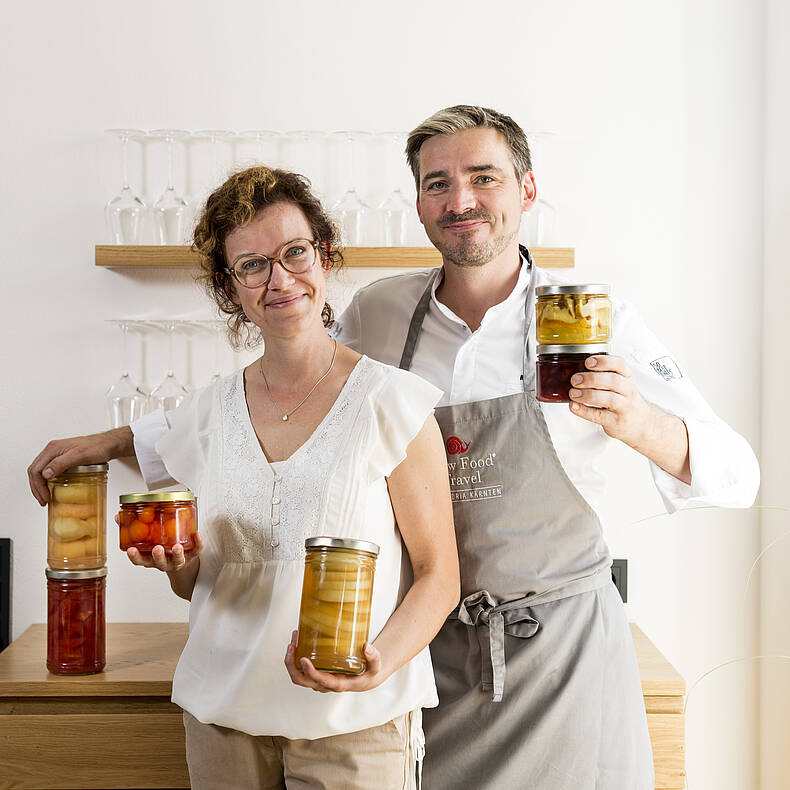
<box><xmin>438</xmin><ymin>211</ymin><xmax>494</xmax><ymax>228</ymax></box>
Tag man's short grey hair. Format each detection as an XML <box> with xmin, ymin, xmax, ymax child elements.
<box><xmin>405</xmin><ymin>105</ymin><xmax>532</xmax><ymax>188</ymax></box>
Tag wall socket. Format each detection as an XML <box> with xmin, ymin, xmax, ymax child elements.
<box><xmin>611</xmin><ymin>558</ymin><xmax>628</xmax><ymax>603</ymax></box>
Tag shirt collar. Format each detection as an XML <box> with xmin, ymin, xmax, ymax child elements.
<box><xmin>429</xmin><ymin>249</ymin><xmax>532</xmax><ymax>330</ymax></box>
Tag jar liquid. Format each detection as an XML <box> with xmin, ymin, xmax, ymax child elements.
<box><xmin>536</xmin><ymin>348</ymin><xmax>609</xmax><ymax>403</ymax></box>
<box><xmin>47</xmin><ymin>466</ymin><xmax>107</xmax><ymax>570</ymax></box>
<box><xmin>295</xmin><ymin>539</ymin><xmax>378</xmax><ymax>675</ymax></box>
<box><xmin>536</xmin><ymin>291</ymin><xmax>611</xmax><ymax>345</ymax></box>
<box><xmin>118</xmin><ymin>493</ymin><xmax>197</xmax><ymax>555</ymax></box>
<box><xmin>46</xmin><ymin>568</ymin><xmax>106</xmax><ymax>675</ymax></box>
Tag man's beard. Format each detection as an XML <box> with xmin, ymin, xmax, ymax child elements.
<box><xmin>429</xmin><ymin>211</ymin><xmax>517</xmax><ymax>268</ymax></box>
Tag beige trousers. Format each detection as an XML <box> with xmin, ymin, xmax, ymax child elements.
<box><xmin>182</xmin><ymin>710</ymin><xmax>416</xmax><ymax>790</ymax></box>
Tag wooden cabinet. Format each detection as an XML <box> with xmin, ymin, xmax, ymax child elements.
<box><xmin>0</xmin><ymin>622</ymin><xmax>683</xmax><ymax>790</ymax></box>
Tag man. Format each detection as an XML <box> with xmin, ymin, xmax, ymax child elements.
<box><xmin>29</xmin><ymin>106</ymin><xmax>759</xmax><ymax>789</ymax></box>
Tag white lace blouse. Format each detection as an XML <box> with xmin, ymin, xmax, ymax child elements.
<box><xmin>153</xmin><ymin>356</ymin><xmax>442</xmax><ymax>739</ymax></box>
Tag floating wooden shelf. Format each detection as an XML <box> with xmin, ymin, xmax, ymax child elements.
<box><xmin>95</xmin><ymin>245</ymin><xmax>574</xmax><ymax>269</ymax></box>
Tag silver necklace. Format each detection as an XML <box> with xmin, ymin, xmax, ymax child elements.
<box><xmin>259</xmin><ymin>339</ymin><xmax>338</xmax><ymax>422</ymax></box>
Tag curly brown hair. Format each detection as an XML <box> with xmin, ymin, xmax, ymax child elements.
<box><xmin>193</xmin><ymin>166</ymin><xmax>344</xmax><ymax>349</ymax></box>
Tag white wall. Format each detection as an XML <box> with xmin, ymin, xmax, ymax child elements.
<box><xmin>1</xmin><ymin>1</ymin><xmax>773</xmax><ymax>786</ymax></box>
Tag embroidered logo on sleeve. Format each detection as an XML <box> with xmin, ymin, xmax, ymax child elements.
<box><xmin>650</xmin><ymin>356</ymin><xmax>683</xmax><ymax>381</ymax></box>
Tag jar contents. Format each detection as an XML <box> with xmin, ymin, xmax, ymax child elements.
<box><xmin>535</xmin><ymin>286</ymin><xmax>611</xmax><ymax>345</ymax></box>
<box><xmin>46</xmin><ymin>568</ymin><xmax>106</xmax><ymax>675</ymax></box>
<box><xmin>47</xmin><ymin>465</ymin><xmax>108</xmax><ymax>570</ymax></box>
<box><xmin>118</xmin><ymin>492</ymin><xmax>197</xmax><ymax>555</ymax></box>
<box><xmin>295</xmin><ymin>537</ymin><xmax>379</xmax><ymax>675</ymax></box>
<box><xmin>536</xmin><ymin>345</ymin><xmax>609</xmax><ymax>403</ymax></box>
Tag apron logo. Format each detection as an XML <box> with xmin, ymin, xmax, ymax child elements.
<box><xmin>446</xmin><ymin>436</ymin><xmax>471</xmax><ymax>455</ymax></box>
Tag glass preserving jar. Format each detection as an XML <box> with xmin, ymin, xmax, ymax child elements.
<box><xmin>535</xmin><ymin>284</ymin><xmax>612</xmax><ymax>345</ymax></box>
<box><xmin>536</xmin><ymin>344</ymin><xmax>610</xmax><ymax>403</ymax></box>
<box><xmin>46</xmin><ymin>567</ymin><xmax>106</xmax><ymax>675</ymax></box>
<box><xmin>47</xmin><ymin>464</ymin><xmax>108</xmax><ymax>570</ymax></box>
<box><xmin>295</xmin><ymin>537</ymin><xmax>379</xmax><ymax>675</ymax></box>
<box><xmin>118</xmin><ymin>491</ymin><xmax>197</xmax><ymax>554</ymax></box>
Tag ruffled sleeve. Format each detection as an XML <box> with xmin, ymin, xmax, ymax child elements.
<box><xmin>365</xmin><ymin>365</ymin><xmax>443</xmax><ymax>483</ymax></box>
<box><xmin>154</xmin><ymin>381</ymin><xmax>220</xmax><ymax>496</ymax></box>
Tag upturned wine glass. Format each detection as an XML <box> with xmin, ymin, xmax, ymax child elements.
<box><xmin>330</xmin><ymin>131</ymin><xmax>372</xmax><ymax>246</ymax></box>
<box><xmin>149</xmin><ymin>321</ymin><xmax>189</xmax><ymax>411</ymax></box>
<box><xmin>105</xmin><ymin>320</ymin><xmax>149</xmax><ymax>427</ymax></box>
<box><xmin>375</xmin><ymin>132</ymin><xmax>413</xmax><ymax>247</ymax></box>
<box><xmin>150</xmin><ymin>129</ymin><xmax>190</xmax><ymax>245</ymax></box>
<box><xmin>105</xmin><ymin>129</ymin><xmax>146</xmax><ymax>244</ymax></box>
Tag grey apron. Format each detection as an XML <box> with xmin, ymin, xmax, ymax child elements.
<box><xmin>400</xmin><ymin>252</ymin><xmax>654</xmax><ymax>790</ymax></box>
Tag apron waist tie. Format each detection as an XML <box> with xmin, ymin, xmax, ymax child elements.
<box><xmin>451</xmin><ymin>566</ymin><xmax>613</xmax><ymax>702</ymax></box>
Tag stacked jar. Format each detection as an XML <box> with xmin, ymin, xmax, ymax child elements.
<box><xmin>45</xmin><ymin>464</ymin><xmax>108</xmax><ymax>674</ymax></box>
<box><xmin>535</xmin><ymin>285</ymin><xmax>612</xmax><ymax>403</ymax></box>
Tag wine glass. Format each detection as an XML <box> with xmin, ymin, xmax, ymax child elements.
<box><xmin>376</xmin><ymin>132</ymin><xmax>413</xmax><ymax>247</ymax></box>
<box><xmin>105</xmin><ymin>320</ymin><xmax>149</xmax><ymax>427</ymax></box>
<box><xmin>283</xmin><ymin>130</ymin><xmax>327</xmax><ymax>199</ymax></box>
<box><xmin>150</xmin><ymin>129</ymin><xmax>190</xmax><ymax>245</ymax></box>
<box><xmin>521</xmin><ymin>131</ymin><xmax>560</xmax><ymax>247</ymax></box>
<box><xmin>330</xmin><ymin>131</ymin><xmax>372</xmax><ymax>246</ymax></box>
<box><xmin>149</xmin><ymin>321</ymin><xmax>189</xmax><ymax>411</ymax></box>
<box><xmin>105</xmin><ymin>129</ymin><xmax>146</xmax><ymax>244</ymax></box>
<box><xmin>193</xmin><ymin>129</ymin><xmax>235</xmax><ymax>191</ymax></box>
<box><xmin>236</xmin><ymin>130</ymin><xmax>283</xmax><ymax>168</ymax></box>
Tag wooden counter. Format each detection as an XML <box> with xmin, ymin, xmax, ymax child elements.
<box><xmin>0</xmin><ymin>622</ymin><xmax>684</xmax><ymax>789</ymax></box>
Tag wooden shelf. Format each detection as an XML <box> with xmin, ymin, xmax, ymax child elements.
<box><xmin>95</xmin><ymin>245</ymin><xmax>574</xmax><ymax>269</ymax></box>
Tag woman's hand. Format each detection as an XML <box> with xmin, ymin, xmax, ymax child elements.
<box><xmin>284</xmin><ymin>630</ymin><xmax>385</xmax><ymax>693</ymax></box>
<box><xmin>126</xmin><ymin>532</ymin><xmax>204</xmax><ymax>574</ymax></box>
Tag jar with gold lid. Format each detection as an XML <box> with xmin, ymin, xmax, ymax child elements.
<box><xmin>535</xmin><ymin>284</ymin><xmax>612</xmax><ymax>345</ymax></box>
<box><xmin>47</xmin><ymin>464</ymin><xmax>107</xmax><ymax>570</ymax></box>
<box><xmin>46</xmin><ymin>567</ymin><xmax>106</xmax><ymax>675</ymax></box>
<box><xmin>118</xmin><ymin>491</ymin><xmax>197</xmax><ymax>554</ymax></box>
<box><xmin>295</xmin><ymin>537</ymin><xmax>379</xmax><ymax>675</ymax></box>
<box><xmin>536</xmin><ymin>344</ymin><xmax>609</xmax><ymax>403</ymax></box>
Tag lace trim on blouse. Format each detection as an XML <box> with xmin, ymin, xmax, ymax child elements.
<box><xmin>217</xmin><ymin>358</ymin><xmax>372</xmax><ymax>563</ymax></box>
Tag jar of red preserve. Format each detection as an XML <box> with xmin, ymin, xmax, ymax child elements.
<box><xmin>536</xmin><ymin>344</ymin><xmax>610</xmax><ymax>403</ymax></box>
<box><xmin>46</xmin><ymin>567</ymin><xmax>106</xmax><ymax>675</ymax></box>
<box><xmin>118</xmin><ymin>491</ymin><xmax>197</xmax><ymax>554</ymax></box>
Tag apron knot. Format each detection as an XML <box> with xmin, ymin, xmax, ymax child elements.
<box><xmin>456</xmin><ymin>590</ymin><xmax>541</xmax><ymax>702</ymax></box>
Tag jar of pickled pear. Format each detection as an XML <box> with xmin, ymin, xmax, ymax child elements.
<box><xmin>295</xmin><ymin>537</ymin><xmax>379</xmax><ymax>675</ymax></box>
<box><xmin>46</xmin><ymin>567</ymin><xmax>106</xmax><ymax>675</ymax></box>
<box><xmin>535</xmin><ymin>284</ymin><xmax>612</xmax><ymax>345</ymax></box>
<box><xmin>118</xmin><ymin>491</ymin><xmax>197</xmax><ymax>554</ymax></box>
<box><xmin>536</xmin><ymin>344</ymin><xmax>609</xmax><ymax>403</ymax></box>
<box><xmin>47</xmin><ymin>464</ymin><xmax>108</xmax><ymax>570</ymax></box>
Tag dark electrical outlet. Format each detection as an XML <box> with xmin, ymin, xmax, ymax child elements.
<box><xmin>611</xmin><ymin>558</ymin><xmax>628</xmax><ymax>603</ymax></box>
<box><xmin>0</xmin><ymin>539</ymin><xmax>10</xmax><ymax>652</ymax></box>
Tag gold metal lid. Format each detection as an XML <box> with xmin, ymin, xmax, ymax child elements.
<box><xmin>45</xmin><ymin>567</ymin><xmax>108</xmax><ymax>580</ymax></box>
<box><xmin>61</xmin><ymin>464</ymin><xmax>109</xmax><ymax>474</ymax></box>
<box><xmin>305</xmin><ymin>536</ymin><xmax>380</xmax><ymax>556</ymax></box>
<box><xmin>536</xmin><ymin>283</ymin><xmax>610</xmax><ymax>296</ymax></box>
<box><xmin>119</xmin><ymin>491</ymin><xmax>195</xmax><ymax>504</ymax></box>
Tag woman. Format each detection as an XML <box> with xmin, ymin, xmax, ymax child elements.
<box><xmin>30</xmin><ymin>166</ymin><xmax>459</xmax><ymax>790</ymax></box>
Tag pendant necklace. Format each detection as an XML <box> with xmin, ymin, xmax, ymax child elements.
<box><xmin>259</xmin><ymin>339</ymin><xmax>338</xmax><ymax>422</ymax></box>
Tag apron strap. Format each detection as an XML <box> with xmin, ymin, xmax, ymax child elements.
<box><xmin>453</xmin><ymin>566</ymin><xmax>612</xmax><ymax>702</ymax></box>
<box><xmin>399</xmin><ymin>268</ymin><xmax>441</xmax><ymax>371</ymax></box>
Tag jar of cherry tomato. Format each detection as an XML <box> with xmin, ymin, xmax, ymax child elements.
<box><xmin>295</xmin><ymin>537</ymin><xmax>379</xmax><ymax>675</ymax></box>
<box><xmin>47</xmin><ymin>464</ymin><xmax>107</xmax><ymax>570</ymax></box>
<box><xmin>536</xmin><ymin>344</ymin><xmax>610</xmax><ymax>403</ymax></box>
<box><xmin>118</xmin><ymin>491</ymin><xmax>197</xmax><ymax>554</ymax></box>
<box><xmin>46</xmin><ymin>567</ymin><xmax>106</xmax><ymax>675</ymax></box>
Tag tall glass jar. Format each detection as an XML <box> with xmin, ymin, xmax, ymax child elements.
<box><xmin>535</xmin><ymin>284</ymin><xmax>612</xmax><ymax>345</ymax></box>
<box><xmin>295</xmin><ymin>537</ymin><xmax>379</xmax><ymax>675</ymax></box>
<box><xmin>46</xmin><ymin>567</ymin><xmax>106</xmax><ymax>675</ymax></box>
<box><xmin>118</xmin><ymin>491</ymin><xmax>197</xmax><ymax>554</ymax></box>
<box><xmin>47</xmin><ymin>464</ymin><xmax>108</xmax><ymax>570</ymax></box>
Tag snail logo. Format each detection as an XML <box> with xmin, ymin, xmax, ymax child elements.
<box><xmin>445</xmin><ymin>436</ymin><xmax>470</xmax><ymax>455</ymax></box>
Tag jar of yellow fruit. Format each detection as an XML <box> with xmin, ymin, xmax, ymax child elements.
<box><xmin>47</xmin><ymin>464</ymin><xmax>108</xmax><ymax>570</ymax></box>
<box><xmin>535</xmin><ymin>284</ymin><xmax>612</xmax><ymax>345</ymax></box>
<box><xmin>295</xmin><ymin>537</ymin><xmax>379</xmax><ymax>675</ymax></box>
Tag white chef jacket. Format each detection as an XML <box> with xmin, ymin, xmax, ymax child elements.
<box><xmin>132</xmin><ymin>256</ymin><xmax>759</xmax><ymax>516</ymax></box>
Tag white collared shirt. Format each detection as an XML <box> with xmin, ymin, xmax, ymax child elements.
<box><xmin>132</xmin><ymin>258</ymin><xmax>759</xmax><ymax>516</ymax></box>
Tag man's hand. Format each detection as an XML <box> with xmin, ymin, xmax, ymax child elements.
<box><xmin>28</xmin><ymin>427</ymin><xmax>135</xmax><ymax>505</ymax></box>
<box><xmin>568</xmin><ymin>354</ymin><xmax>691</xmax><ymax>484</ymax></box>
<box><xmin>567</xmin><ymin>355</ymin><xmax>652</xmax><ymax>446</ymax></box>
